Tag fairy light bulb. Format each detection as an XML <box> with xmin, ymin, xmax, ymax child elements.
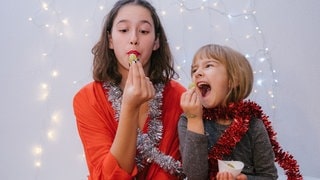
<box><xmin>35</xmin><ymin>161</ymin><xmax>42</xmax><ymax>167</ymax></box>
<box><xmin>257</xmin><ymin>79</ymin><xmax>263</xmax><ymax>86</ymax></box>
<box><xmin>47</xmin><ymin>129</ymin><xmax>55</xmax><ymax>140</ymax></box>
<box><xmin>51</xmin><ymin>70</ymin><xmax>58</xmax><ymax>77</ymax></box>
<box><xmin>33</xmin><ymin>146</ymin><xmax>43</xmax><ymax>155</ymax></box>
<box><xmin>42</xmin><ymin>3</ymin><xmax>48</xmax><ymax>11</ymax></box>
<box><xmin>61</xmin><ymin>18</ymin><xmax>68</xmax><ymax>25</ymax></box>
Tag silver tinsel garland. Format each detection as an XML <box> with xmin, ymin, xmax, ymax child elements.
<box><xmin>103</xmin><ymin>82</ymin><xmax>184</xmax><ymax>177</ymax></box>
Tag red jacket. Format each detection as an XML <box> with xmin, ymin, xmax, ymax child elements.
<box><xmin>73</xmin><ymin>80</ymin><xmax>186</xmax><ymax>179</ymax></box>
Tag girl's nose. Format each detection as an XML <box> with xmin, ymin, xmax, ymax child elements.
<box><xmin>129</xmin><ymin>31</ymin><xmax>139</xmax><ymax>45</ymax></box>
<box><xmin>130</xmin><ymin>41</ymin><xmax>138</xmax><ymax>45</ymax></box>
<box><xmin>194</xmin><ymin>69</ymin><xmax>203</xmax><ymax>78</ymax></box>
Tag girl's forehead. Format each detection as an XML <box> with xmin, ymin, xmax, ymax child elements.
<box><xmin>193</xmin><ymin>57</ymin><xmax>218</xmax><ymax>64</ymax></box>
<box><xmin>115</xmin><ymin>4</ymin><xmax>153</xmax><ymax>23</ymax></box>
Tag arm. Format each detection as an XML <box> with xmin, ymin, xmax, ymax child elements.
<box><xmin>74</xmin><ymin>62</ymin><xmax>155</xmax><ymax>179</ymax></box>
<box><xmin>73</xmin><ymin>84</ymin><xmax>138</xmax><ymax>180</ymax></box>
<box><xmin>246</xmin><ymin>119</ymin><xmax>278</xmax><ymax>180</ymax></box>
<box><xmin>178</xmin><ymin>115</ymin><xmax>209</xmax><ymax>180</ymax></box>
<box><xmin>178</xmin><ymin>88</ymin><xmax>209</xmax><ymax>179</ymax></box>
<box><xmin>110</xmin><ymin>61</ymin><xmax>155</xmax><ymax>173</ymax></box>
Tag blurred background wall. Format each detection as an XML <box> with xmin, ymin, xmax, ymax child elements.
<box><xmin>0</xmin><ymin>0</ymin><xmax>319</xmax><ymax>179</ymax></box>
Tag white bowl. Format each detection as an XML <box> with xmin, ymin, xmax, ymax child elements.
<box><xmin>218</xmin><ymin>160</ymin><xmax>244</xmax><ymax>177</ymax></box>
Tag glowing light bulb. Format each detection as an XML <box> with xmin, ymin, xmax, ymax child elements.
<box><xmin>33</xmin><ymin>146</ymin><xmax>43</xmax><ymax>155</ymax></box>
<box><xmin>41</xmin><ymin>83</ymin><xmax>48</xmax><ymax>89</ymax></box>
<box><xmin>62</xmin><ymin>18</ymin><xmax>68</xmax><ymax>25</ymax></box>
<box><xmin>51</xmin><ymin>114</ymin><xmax>59</xmax><ymax>123</ymax></box>
<box><xmin>42</xmin><ymin>3</ymin><xmax>48</xmax><ymax>10</ymax></box>
<box><xmin>257</xmin><ymin>79</ymin><xmax>263</xmax><ymax>86</ymax></box>
<box><xmin>259</xmin><ymin>57</ymin><xmax>265</xmax><ymax>62</ymax></box>
<box><xmin>47</xmin><ymin>130</ymin><xmax>55</xmax><ymax>140</ymax></box>
<box><xmin>35</xmin><ymin>161</ymin><xmax>42</xmax><ymax>167</ymax></box>
<box><xmin>51</xmin><ymin>70</ymin><xmax>58</xmax><ymax>77</ymax></box>
<box><xmin>41</xmin><ymin>92</ymin><xmax>49</xmax><ymax>100</ymax></box>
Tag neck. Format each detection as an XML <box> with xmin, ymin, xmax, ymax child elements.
<box><xmin>216</xmin><ymin>119</ymin><xmax>232</xmax><ymax>125</ymax></box>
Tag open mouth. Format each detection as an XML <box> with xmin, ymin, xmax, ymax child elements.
<box><xmin>198</xmin><ymin>83</ymin><xmax>211</xmax><ymax>97</ymax></box>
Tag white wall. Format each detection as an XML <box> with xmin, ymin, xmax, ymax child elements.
<box><xmin>0</xmin><ymin>0</ymin><xmax>319</xmax><ymax>179</ymax></box>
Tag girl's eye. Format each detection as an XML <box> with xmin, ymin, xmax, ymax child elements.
<box><xmin>206</xmin><ymin>63</ymin><xmax>214</xmax><ymax>68</ymax></box>
<box><xmin>119</xmin><ymin>29</ymin><xmax>128</xmax><ymax>33</ymax></box>
<box><xmin>139</xmin><ymin>30</ymin><xmax>149</xmax><ymax>34</ymax></box>
<box><xmin>191</xmin><ymin>68</ymin><xmax>197</xmax><ymax>74</ymax></box>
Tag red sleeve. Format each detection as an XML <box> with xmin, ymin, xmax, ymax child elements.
<box><xmin>73</xmin><ymin>82</ymin><xmax>138</xmax><ymax>180</ymax></box>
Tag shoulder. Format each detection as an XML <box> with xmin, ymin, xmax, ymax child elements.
<box><xmin>76</xmin><ymin>81</ymin><xmax>102</xmax><ymax>92</ymax></box>
<box><xmin>248</xmin><ymin>118</ymin><xmax>269</xmax><ymax>137</ymax></box>
<box><xmin>73</xmin><ymin>81</ymin><xmax>104</xmax><ymax>105</ymax></box>
<box><xmin>249</xmin><ymin>118</ymin><xmax>265</xmax><ymax>129</ymax></box>
<box><xmin>74</xmin><ymin>81</ymin><xmax>102</xmax><ymax>96</ymax></box>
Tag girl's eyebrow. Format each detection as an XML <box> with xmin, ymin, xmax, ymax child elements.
<box><xmin>116</xmin><ymin>19</ymin><xmax>152</xmax><ymax>26</ymax></box>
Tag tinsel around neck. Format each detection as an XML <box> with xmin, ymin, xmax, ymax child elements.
<box><xmin>203</xmin><ymin>100</ymin><xmax>302</xmax><ymax>180</ymax></box>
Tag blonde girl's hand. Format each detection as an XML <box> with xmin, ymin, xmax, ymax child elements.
<box><xmin>235</xmin><ymin>173</ymin><xmax>247</xmax><ymax>180</ymax></box>
<box><xmin>180</xmin><ymin>87</ymin><xmax>202</xmax><ymax>118</ymax></box>
<box><xmin>180</xmin><ymin>87</ymin><xmax>203</xmax><ymax>133</ymax></box>
<box><xmin>216</xmin><ymin>172</ymin><xmax>234</xmax><ymax>180</ymax></box>
<box><xmin>122</xmin><ymin>61</ymin><xmax>155</xmax><ymax>108</ymax></box>
<box><xmin>216</xmin><ymin>172</ymin><xmax>247</xmax><ymax>180</ymax></box>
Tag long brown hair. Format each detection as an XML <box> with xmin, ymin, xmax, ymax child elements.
<box><xmin>92</xmin><ymin>0</ymin><xmax>178</xmax><ymax>85</ymax></box>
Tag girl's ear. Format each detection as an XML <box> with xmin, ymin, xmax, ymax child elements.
<box><xmin>108</xmin><ymin>31</ymin><xmax>114</xmax><ymax>49</ymax></box>
<box><xmin>153</xmin><ymin>37</ymin><xmax>160</xmax><ymax>50</ymax></box>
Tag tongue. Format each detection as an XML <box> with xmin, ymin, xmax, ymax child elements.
<box><xmin>200</xmin><ymin>85</ymin><xmax>210</xmax><ymax>97</ymax></box>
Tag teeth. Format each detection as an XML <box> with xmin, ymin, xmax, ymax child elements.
<box><xmin>197</xmin><ymin>82</ymin><xmax>208</xmax><ymax>87</ymax></box>
<box><xmin>128</xmin><ymin>54</ymin><xmax>138</xmax><ymax>64</ymax></box>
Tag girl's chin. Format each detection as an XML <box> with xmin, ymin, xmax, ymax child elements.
<box><xmin>200</xmin><ymin>96</ymin><xmax>217</xmax><ymax>109</ymax></box>
<box><xmin>200</xmin><ymin>99</ymin><xmax>213</xmax><ymax>109</ymax></box>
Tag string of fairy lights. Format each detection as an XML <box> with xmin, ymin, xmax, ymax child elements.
<box><xmin>27</xmin><ymin>0</ymin><xmax>278</xmax><ymax>178</ymax></box>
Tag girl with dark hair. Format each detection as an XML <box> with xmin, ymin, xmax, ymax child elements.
<box><xmin>73</xmin><ymin>0</ymin><xmax>186</xmax><ymax>179</ymax></box>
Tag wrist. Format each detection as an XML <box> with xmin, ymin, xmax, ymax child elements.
<box><xmin>187</xmin><ymin>117</ymin><xmax>204</xmax><ymax>134</ymax></box>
